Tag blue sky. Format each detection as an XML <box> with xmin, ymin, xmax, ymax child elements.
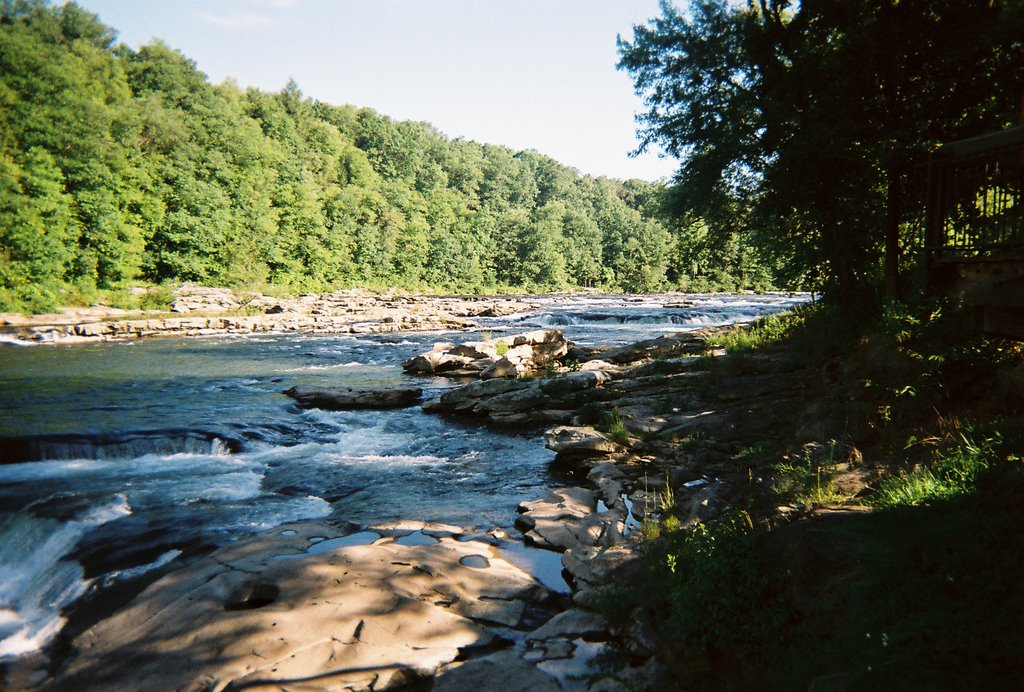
<box><xmin>76</xmin><ymin>0</ymin><xmax>679</xmax><ymax>181</ymax></box>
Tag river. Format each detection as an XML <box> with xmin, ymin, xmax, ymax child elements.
<box><xmin>0</xmin><ymin>293</ymin><xmax>805</xmax><ymax>661</ymax></box>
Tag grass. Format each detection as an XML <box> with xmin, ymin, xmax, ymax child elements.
<box><xmin>771</xmin><ymin>441</ymin><xmax>851</xmax><ymax>506</ymax></box>
<box><xmin>872</xmin><ymin>432</ymin><xmax>1001</xmax><ymax>508</ymax></box>
<box><xmin>649</xmin><ymin>510</ymin><xmax>786</xmax><ymax>658</ymax></box>
<box><xmin>705</xmin><ymin>310</ymin><xmax>804</xmax><ymax>354</ymax></box>
<box><xmin>628</xmin><ymin>296</ymin><xmax>1024</xmax><ymax>688</ymax></box>
<box><xmin>639</xmin><ymin>461</ymin><xmax>1024</xmax><ymax>690</ymax></box>
<box><xmin>577</xmin><ymin>403</ymin><xmax>630</xmax><ymax>444</ymax></box>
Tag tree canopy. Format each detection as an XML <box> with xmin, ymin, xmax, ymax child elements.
<box><xmin>0</xmin><ymin>0</ymin><xmax>782</xmax><ymax>313</ymax></box>
<box><xmin>619</xmin><ymin>0</ymin><xmax>1024</xmax><ymax>306</ymax></box>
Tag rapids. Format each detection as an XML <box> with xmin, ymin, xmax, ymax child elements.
<box><xmin>0</xmin><ymin>293</ymin><xmax>805</xmax><ymax>660</ymax></box>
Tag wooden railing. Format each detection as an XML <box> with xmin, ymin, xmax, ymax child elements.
<box><xmin>923</xmin><ymin>125</ymin><xmax>1024</xmax><ymax>262</ymax></box>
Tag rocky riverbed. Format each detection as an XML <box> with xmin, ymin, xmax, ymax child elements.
<box><xmin>4</xmin><ymin>291</ymin><xmax>816</xmax><ymax>690</ymax></box>
<box><xmin>24</xmin><ymin>320</ymin><xmax>817</xmax><ymax>691</ymax></box>
<box><xmin>0</xmin><ymin>286</ymin><xmax>542</xmax><ymax>345</ymax></box>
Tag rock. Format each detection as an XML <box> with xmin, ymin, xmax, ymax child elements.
<box><xmin>589</xmin><ymin>463</ymin><xmax>627</xmax><ymax>508</ymax></box>
<box><xmin>284</xmin><ymin>384</ymin><xmax>422</xmax><ymax>410</ymax></box>
<box><xmin>621</xmin><ymin>609</ymin><xmax>659</xmax><ymax>657</ymax></box>
<box><xmin>572</xmin><ymin>588</ymin><xmax>603</xmax><ymax>610</ymax></box>
<box><xmin>402</xmin><ymin>342</ymin><xmax>456</xmax><ymax>373</ymax></box>
<box><xmin>518</xmin><ymin>487</ymin><xmax>596</xmax><ymax>522</ymax></box>
<box><xmin>433</xmin><ymin>377</ymin><xmax>525</xmax><ymax>410</ymax></box>
<box><xmin>407</xmin><ymin>329</ymin><xmax>570</xmax><ymax>380</ymax></box>
<box><xmin>449</xmin><ymin>341</ymin><xmax>501</xmax><ymax>360</ymax></box>
<box><xmin>434</xmin><ymin>651</ymin><xmax>561</xmax><ymax>691</ymax></box>
<box><xmin>515</xmin><ymin>488</ymin><xmax>627</xmax><ymax>552</ymax></box>
<box><xmin>598</xmin><ymin>333</ymin><xmax>700</xmax><ymax>365</ymax></box>
<box><xmin>525</xmin><ymin>513</ymin><xmax>618</xmax><ymax>552</ymax></box>
<box><xmin>527</xmin><ymin>608</ymin><xmax>607</xmax><ymax>641</ymax></box>
<box><xmin>590</xmin><ymin>658</ymin><xmax>669</xmax><ymax>691</ymax></box>
<box><xmin>544</xmin><ymin>426</ymin><xmax>620</xmax><ymax>458</ymax></box>
<box><xmin>562</xmin><ymin>546</ymin><xmax>640</xmax><ymax>587</ymax></box>
<box><xmin>512</xmin><ymin>329</ymin><xmax>565</xmax><ymax>346</ymax></box>
<box><xmin>479</xmin><ymin>356</ymin><xmax>527</xmax><ymax>379</ymax></box>
<box><xmin>54</xmin><ymin>527</ymin><xmax>552</xmax><ymax>691</ymax></box>
<box><xmin>538</xmin><ymin>370</ymin><xmax>611</xmax><ymax>396</ymax></box>
<box><xmin>474</xmin><ymin>384</ymin><xmax>547</xmax><ymax>413</ymax></box>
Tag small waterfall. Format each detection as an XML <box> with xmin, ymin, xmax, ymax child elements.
<box><xmin>0</xmin><ymin>430</ymin><xmax>239</xmax><ymax>464</ymax></box>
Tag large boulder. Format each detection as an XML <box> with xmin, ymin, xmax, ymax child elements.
<box><xmin>405</xmin><ymin>330</ymin><xmax>570</xmax><ymax>379</ymax></box>
<box><xmin>598</xmin><ymin>332</ymin><xmax>701</xmax><ymax>365</ymax></box>
<box><xmin>53</xmin><ymin>525</ymin><xmax>554</xmax><ymax>691</ymax></box>
<box><xmin>402</xmin><ymin>342</ymin><xmax>456</xmax><ymax>373</ymax></box>
<box><xmin>285</xmin><ymin>384</ymin><xmax>422</xmax><ymax>410</ymax></box>
<box><xmin>544</xmin><ymin>426</ymin><xmax>620</xmax><ymax>459</ymax></box>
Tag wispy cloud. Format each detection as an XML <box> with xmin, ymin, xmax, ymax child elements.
<box><xmin>193</xmin><ymin>11</ymin><xmax>274</xmax><ymax>29</ymax></box>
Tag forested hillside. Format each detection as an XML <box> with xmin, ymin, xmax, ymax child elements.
<box><xmin>0</xmin><ymin>1</ymin><xmax>776</xmax><ymax>313</ymax></box>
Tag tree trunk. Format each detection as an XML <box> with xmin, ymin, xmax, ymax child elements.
<box><xmin>884</xmin><ymin>167</ymin><xmax>902</xmax><ymax>298</ymax></box>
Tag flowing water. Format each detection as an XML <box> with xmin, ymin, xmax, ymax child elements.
<box><xmin>0</xmin><ymin>293</ymin><xmax>805</xmax><ymax>660</ymax></box>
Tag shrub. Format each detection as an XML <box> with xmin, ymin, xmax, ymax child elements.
<box><xmin>654</xmin><ymin>510</ymin><xmax>785</xmax><ymax>656</ymax></box>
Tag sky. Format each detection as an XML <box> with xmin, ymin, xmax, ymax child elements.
<box><xmin>75</xmin><ymin>0</ymin><xmax>680</xmax><ymax>182</ymax></box>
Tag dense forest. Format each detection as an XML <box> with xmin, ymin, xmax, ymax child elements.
<box><xmin>0</xmin><ymin>0</ymin><xmax>779</xmax><ymax>313</ymax></box>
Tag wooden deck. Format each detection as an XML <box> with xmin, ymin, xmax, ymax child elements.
<box><xmin>921</xmin><ymin>125</ymin><xmax>1024</xmax><ymax>338</ymax></box>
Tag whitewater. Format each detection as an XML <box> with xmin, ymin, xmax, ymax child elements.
<box><xmin>0</xmin><ymin>293</ymin><xmax>805</xmax><ymax>660</ymax></box>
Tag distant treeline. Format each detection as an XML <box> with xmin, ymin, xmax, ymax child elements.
<box><xmin>0</xmin><ymin>1</ymin><xmax>777</xmax><ymax>312</ymax></box>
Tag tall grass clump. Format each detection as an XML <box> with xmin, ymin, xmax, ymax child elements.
<box><xmin>706</xmin><ymin>310</ymin><xmax>803</xmax><ymax>354</ymax></box>
<box><xmin>577</xmin><ymin>404</ymin><xmax>630</xmax><ymax>444</ymax></box>
<box><xmin>772</xmin><ymin>441</ymin><xmax>850</xmax><ymax>506</ymax></box>
<box><xmin>873</xmin><ymin>432</ymin><xmax>1001</xmax><ymax>507</ymax></box>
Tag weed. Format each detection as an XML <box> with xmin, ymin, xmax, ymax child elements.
<box><xmin>873</xmin><ymin>432</ymin><xmax>1000</xmax><ymax>507</ymax></box>
<box><xmin>732</xmin><ymin>442</ymin><xmax>772</xmax><ymax>467</ymax></box>
<box><xmin>605</xmin><ymin>418</ymin><xmax>630</xmax><ymax>445</ymax></box>
<box><xmin>579</xmin><ymin>405</ymin><xmax>630</xmax><ymax>444</ymax></box>
<box><xmin>772</xmin><ymin>441</ymin><xmax>849</xmax><ymax>506</ymax></box>
<box><xmin>495</xmin><ymin>340</ymin><xmax>510</xmax><ymax>357</ymax></box>
<box><xmin>576</xmin><ymin>401</ymin><xmax>604</xmax><ymax>426</ymax></box>
<box><xmin>706</xmin><ymin>310</ymin><xmax>802</xmax><ymax>354</ymax></box>
<box><xmin>136</xmin><ymin>284</ymin><xmax>175</xmax><ymax>311</ymax></box>
<box><xmin>639</xmin><ymin>520</ymin><xmax>662</xmax><ymax>541</ymax></box>
<box><xmin>653</xmin><ymin>510</ymin><xmax>786</xmax><ymax>656</ymax></box>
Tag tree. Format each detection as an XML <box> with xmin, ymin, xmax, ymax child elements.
<box><xmin>619</xmin><ymin>0</ymin><xmax>1024</xmax><ymax>305</ymax></box>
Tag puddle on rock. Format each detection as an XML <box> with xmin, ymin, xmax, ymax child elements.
<box><xmin>393</xmin><ymin>530</ymin><xmax>438</xmax><ymax>547</ymax></box>
<box><xmin>492</xmin><ymin>540</ymin><xmax>571</xmax><ymax>595</ymax></box>
<box><xmin>279</xmin><ymin>529</ymin><xmax>298</xmax><ymax>537</ymax></box>
<box><xmin>537</xmin><ymin>638</ymin><xmax>608</xmax><ymax>688</ymax></box>
<box><xmin>621</xmin><ymin>495</ymin><xmax>641</xmax><ymax>535</ymax></box>
<box><xmin>459</xmin><ymin>554</ymin><xmax>490</xmax><ymax>568</ymax></box>
<box><xmin>273</xmin><ymin>530</ymin><xmax>381</xmax><ymax>560</ymax></box>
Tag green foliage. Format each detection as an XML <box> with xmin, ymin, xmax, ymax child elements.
<box><xmin>3</xmin><ymin>1</ymin><xmax>757</xmax><ymax>311</ymax></box>
<box><xmin>620</xmin><ymin>0</ymin><xmax>1024</xmax><ymax>303</ymax></box>
<box><xmin>580</xmin><ymin>405</ymin><xmax>630</xmax><ymax>445</ymax></box>
<box><xmin>772</xmin><ymin>442</ymin><xmax>849</xmax><ymax>506</ymax></box>
<box><xmin>652</xmin><ymin>510</ymin><xmax>786</xmax><ymax>656</ymax></box>
<box><xmin>706</xmin><ymin>310</ymin><xmax>803</xmax><ymax>354</ymax></box>
<box><xmin>873</xmin><ymin>433</ymin><xmax>1000</xmax><ymax>507</ymax></box>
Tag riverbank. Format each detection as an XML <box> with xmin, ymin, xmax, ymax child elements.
<box><xmin>14</xmin><ymin>310</ymin><xmax>845</xmax><ymax>690</ymax></box>
<box><xmin>0</xmin><ymin>285</ymin><xmax>802</xmax><ymax>346</ymax></box>
<box><xmin>13</xmin><ymin>325</ymin><xmax>710</xmax><ymax>690</ymax></box>
<box><xmin>12</xmin><ymin>294</ymin><xmax>950</xmax><ymax>690</ymax></box>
